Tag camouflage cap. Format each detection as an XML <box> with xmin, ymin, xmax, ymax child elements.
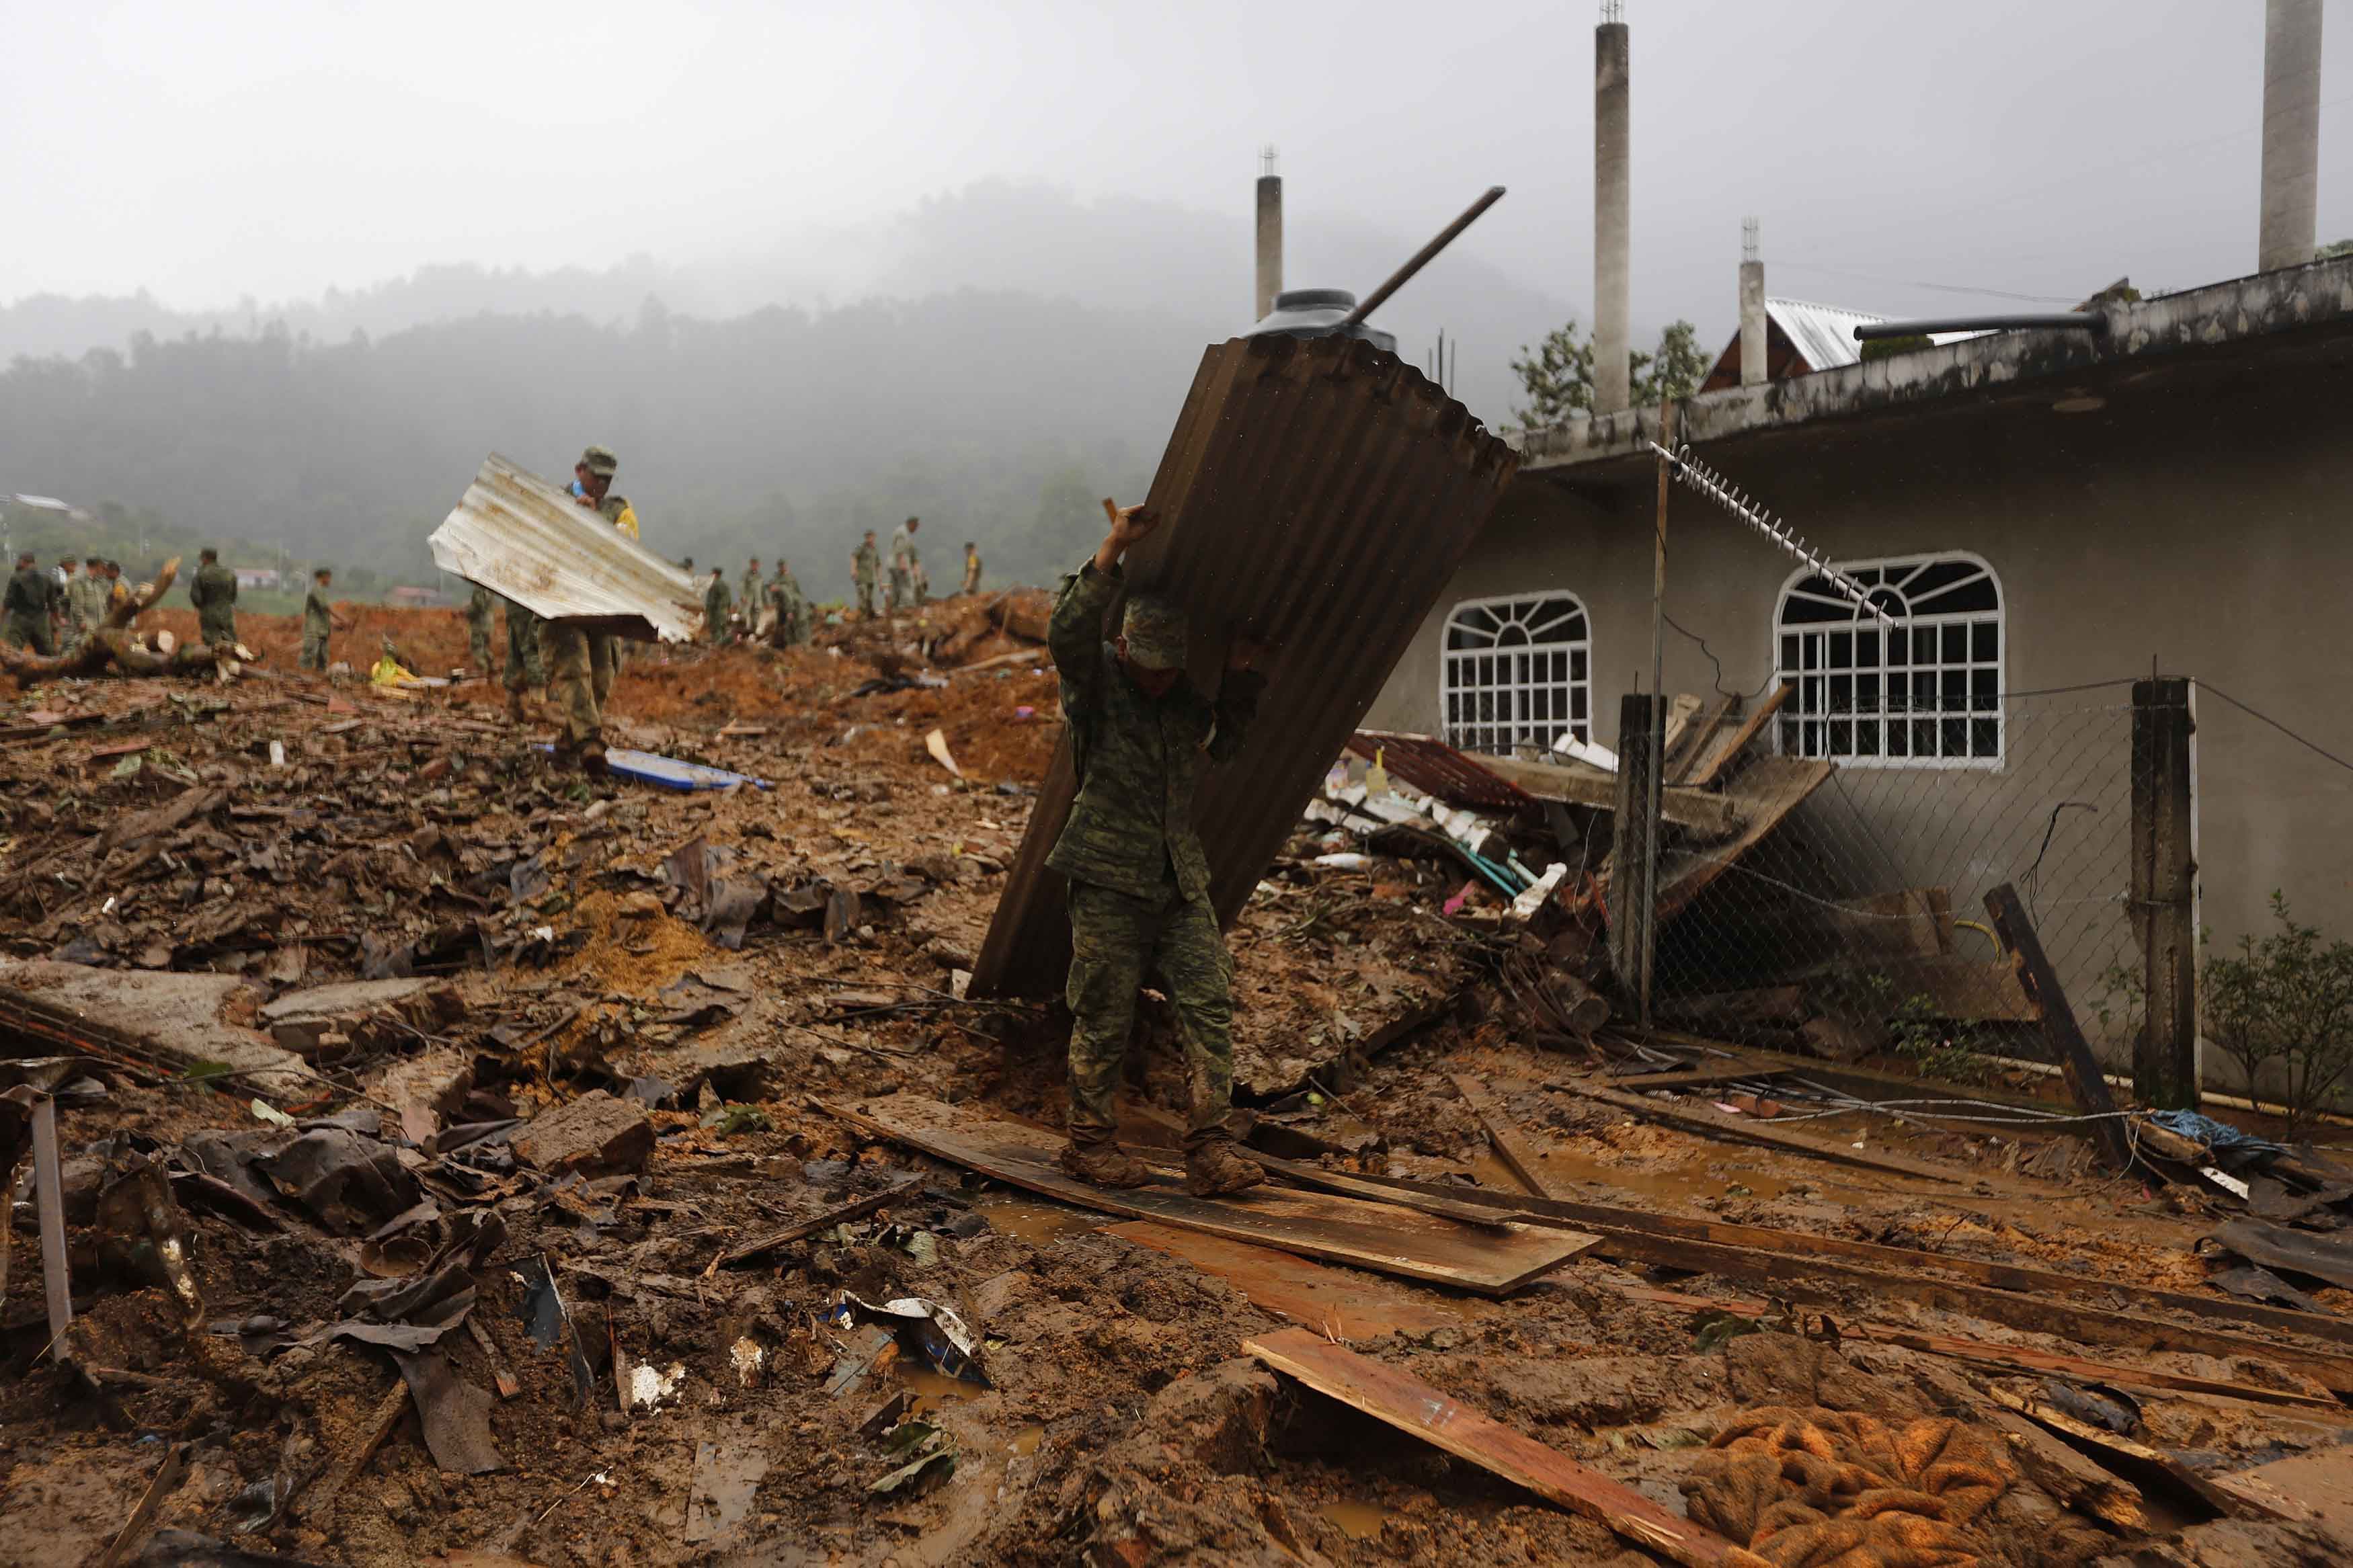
<box><xmin>580</xmin><ymin>445</ymin><xmax>619</xmax><ymax>477</ymax></box>
<box><xmin>1120</xmin><ymin>593</ymin><xmax>1188</xmax><ymax>671</ymax></box>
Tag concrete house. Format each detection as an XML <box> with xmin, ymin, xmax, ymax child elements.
<box><xmin>1363</xmin><ymin>257</ymin><xmax>2353</xmax><ymax>1067</ymax></box>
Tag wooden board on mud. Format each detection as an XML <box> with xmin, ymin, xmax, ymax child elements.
<box><xmin>1110</xmin><ymin>1223</ymin><xmax>1484</xmax><ymax>1341</ymax></box>
<box><xmin>826</xmin><ymin>1094</ymin><xmax>1594</xmax><ymax>1296</ymax></box>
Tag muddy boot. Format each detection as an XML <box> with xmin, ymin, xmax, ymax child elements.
<box><xmin>1058</xmin><ymin>1139</ymin><xmax>1151</xmax><ymax>1189</ymax></box>
<box><xmin>505</xmin><ymin>689</ymin><xmax>525</xmax><ymax>724</ymax></box>
<box><xmin>1184</xmin><ymin>1139</ymin><xmax>1265</xmax><ymax>1198</ymax></box>
<box><xmin>580</xmin><ymin>737</ymin><xmax>608</xmax><ymax>778</ymax></box>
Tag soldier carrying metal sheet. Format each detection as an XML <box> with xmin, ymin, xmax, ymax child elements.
<box><xmin>1046</xmin><ymin>501</ymin><xmax>1270</xmax><ymax>1196</ymax></box>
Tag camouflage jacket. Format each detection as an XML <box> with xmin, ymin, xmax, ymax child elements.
<box><xmin>703</xmin><ymin>579</ymin><xmax>733</xmax><ymax>620</ymax></box>
<box><xmin>4</xmin><ymin>567</ymin><xmax>53</xmax><ymax>619</ymax></box>
<box><xmin>69</xmin><ymin>573</ymin><xmax>110</xmax><ymax>627</ymax></box>
<box><xmin>189</xmin><ymin>563</ymin><xmax>237</xmax><ymax>613</ymax></box>
<box><xmin>303</xmin><ymin>587</ymin><xmax>333</xmax><ymax>636</ymax></box>
<box><xmin>889</xmin><ymin>526</ymin><xmax>916</xmax><ymax>573</ymax></box>
<box><xmin>1044</xmin><ymin>561</ymin><xmax>1263</xmax><ymax>903</ymax></box>
<box><xmin>852</xmin><ymin>542</ymin><xmax>879</xmax><ymax>583</ymax></box>
<box><xmin>467</xmin><ymin>585</ymin><xmax>495</xmax><ymax>624</ymax></box>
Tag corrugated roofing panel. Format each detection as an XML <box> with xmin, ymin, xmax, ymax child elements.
<box><xmin>1345</xmin><ymin>731</ymin><xmax>1537</xmax><ymax>813</ymax></box>
<box><xmin>427</xmin><ymin>454</ymin><xmax>704</xmax><ymax>641</ymax></box>
<box><xmin>1766</xmin><ymin>298</ymin><xmax>1878</xmax><ymax>372</ymax></box>
<box><xmin>971</xmin><ymin>333</ymin><xmax>1521</xmax><ymax>997</ymax></box>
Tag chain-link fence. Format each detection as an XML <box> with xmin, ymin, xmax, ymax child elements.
<box><xmin>1645</xmin><ymin>682</ymin><xmax>2167</xmax><ymax>1075</ymax></box>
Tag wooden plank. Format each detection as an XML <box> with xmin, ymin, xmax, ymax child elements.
<box><xmin>1983</xmin><ymin>1410</ymin><xmax>2146</xmax><ymax>1531</ymax></box>
<box><xmin>1681</xmin><ymin>682</ymin><xmax>1791</xmax><ymax>789</ymax></box>
<box><xmin>1557</xmin><ymin>1079</ymin><xmax>1990</xmax><ymax>1188</ymax></box>
<box><xmin>1655</xmin><ymin>755</ymin><xmax>1833</xmax><ymax>921</ymax></box>
<box><xmin>1611</xmin><ymin>1280</ymin><xmax>2346</xmax><ymax>1413</ymax></box>
<box><xmin>1664</xmin><ymin>695</ymin><xmax>1739</xmax><ymax>786</ymax></box>
<box><xmin>825</xmin><ymin>1095</ymin><xmax>1591</xmax><ymax>1296</ymax></box>
<box><xmin>1606</xmin><ymin>1063</ymin><xmax>1786</xmax><ymax>1093</ymax></box>
<box><xmin>1320</xmin><ymin>1166</ymin><xmax>2353</xmax><ymax>1368</ymax></box>
<box><xmin>704</xmin><ymin>1177</ymin><xmax>926</xmax><ymax>1274</ymax></box>
<box><xmin>1110</xmin><ymin>1223</ymin><xmax>1483</xmax><ymax>1341</ymax></box>
<box><xmin>91</xmin><ymin>1442</ymin><xmax>190</xmax><ymax>1568</ymax></box>
<box><xmin>1451</xmin><ymin>1075</ymin><xmax>1563</xmax><ymax>1199</ymax></box>
<box><xmin>1987</xmin><ymin>1387</ymin><xmax>2276</xmax><ymax>1521</ymax></box>
<box><xmin>1984</xmin><ymin>883</ymin><xmax>2135</xmax><ymax>1169</ymax></box>
<box><xmin>1477</xmin><ymin>752</ymin><xmax>1739</xmax><ymax>837</ymax></box>
<box><xmin>1611</xmin><ymin>1028</ymin><xmax>2073</xmax><ymax>1119</ymax></box>
<box><xmin>1244</xmin><ymin>1328</ymin><xmax>1747</xmax><ymax>1567</ymax></box>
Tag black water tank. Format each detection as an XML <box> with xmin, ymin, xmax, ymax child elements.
<box><xmin>1244</xmin><ymin>288</ymin><xmax>1398</xmax><ymax>354</ymax></box>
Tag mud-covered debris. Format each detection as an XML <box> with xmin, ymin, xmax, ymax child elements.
<box><xmin>510</xmin><ymin>1089</ymin><xmax>653</xmax><ymax>1178</ymax></box>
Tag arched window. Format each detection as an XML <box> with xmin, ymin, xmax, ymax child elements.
<box><xmin>1442</xmin><ymin>593</ymin><xmax>1591</xmax><ymax>754</ymax></box>
<box><xmin>1775</xmin><ymin>553</ymin><xmax>2003</xmax><ymax>766</ymax></box>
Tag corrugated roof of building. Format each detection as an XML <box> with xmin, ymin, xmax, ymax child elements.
<box><xmin>1765</xmin><ymin>297</ymin><xmax>1982</xmax><ymax>373</ymax></box>
<box><xmin>427</xmin><ymin>454</ymin><xmax>703</xmax><ymax>641</ymax></box>
<box><xmin>971</xmin><ymin>332</ymin><xmax>1519</xmax><ymax>997</ymax></box>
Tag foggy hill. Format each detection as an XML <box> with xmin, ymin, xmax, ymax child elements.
<box><xmin>0</xmin><ymin>181</ymin><xmax>1581</xmax><ymax>595</ymax></box>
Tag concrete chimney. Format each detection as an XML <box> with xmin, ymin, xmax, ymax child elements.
<box><xmin>1739</xmin><ymin>217</ymin><xmax>1765</xmax><ymax>388</ymax></box>
<box><xmin>1593</xmin><ymin>4</ymin><xmax>1632</xmax><ymax>415</ymax></box>
<box><xmin>2259</xmin><ymin>0</ymin><xmax>2323</xmax><ymax>272</ymax></box>
<box><xmin>1254</xmin><ymin>147</ymin><xmax>1283</xmax><ymax>321</ymax></box>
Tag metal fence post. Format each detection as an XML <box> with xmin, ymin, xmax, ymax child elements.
<box><xmin>1610</xmin><ymin>692</ymin><xmax>1663</xmax><ymax>1021</ymax></box>
<box><xmin>2131</xmin><ymin>677</ymin><xmax>2198</xmax><ymax>1108</ymax></box>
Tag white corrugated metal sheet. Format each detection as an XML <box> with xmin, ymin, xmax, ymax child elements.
<box><xmin>428</xmin><ymin>454</ymin><xmax>703</xmax><ymax>642</ymax></box>
<box><xmin>1768</xmin><ymin>298</ymin><xmax>1984</xmax><ymax>372</ymax></box>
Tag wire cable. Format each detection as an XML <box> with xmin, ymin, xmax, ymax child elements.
<box><xmin>2196</xmin><ymin>680</ymin><xmax>2353</xmax><ymax>779</ymax></box>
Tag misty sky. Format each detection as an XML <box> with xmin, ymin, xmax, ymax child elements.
<box><xmin>3</xmin><ymin>0</ymin><xmax>2344</xmax><ymax>347</ymax></box>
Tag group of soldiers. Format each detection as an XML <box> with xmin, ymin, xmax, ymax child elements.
<box><xmin>3</xmin><ymin>552</ymin><xmax>132</xmax><ymax>654</ymax></box>
<box><xmin>696</xmin><ymin>556</ymin><xmax>815</xmax><ymax>649</ymax></box>
<box><xmin>850</xmin><ymin>518</ymin><xmax>984</xmax><ymax>618</ymax></box>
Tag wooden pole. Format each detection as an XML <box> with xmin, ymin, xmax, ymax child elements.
<box><xmin>1985</xmin><ymin>882</ymin><xmax>2136</xmax><ymax>1169</ymax></box>
<box><xmin>2131</xmin><ymin>677</ymin><xmax>2198</xmax><ymax>1108</ymax></box>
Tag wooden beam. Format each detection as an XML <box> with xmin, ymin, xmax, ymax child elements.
<box><xmin>1984</xmin><ymin>883</ymin><xmax>2135</xmax><ymax>1169</ymax></box>
<box><xmin>1664</xmin><ymin>694</ymin><xmax>1737</xmax><ymax>784</ymax></box>
<box><xmin>1609</xmin><ymin>1027</ymin><xmax>2073</xmax><ymax>1119</ymax></box>
<box><xmin>1312</xmin><ymin>1167</ymin><xmax>2353</xmax><ymax>1364</ymax></box>
<box><xmin>1244</xmin><ymin>1329</ymin><xmax>1749</xmax><ymax>1567</ymax></box>
<box><xmin>1556</xmin><ymin>1079</ymin><xmax>1995</xmax><ymax>1188</ymax></box>
<box><xmin>1988</xmin><ymin>1387</ymin><xmax>2276</xmax><ymax>1521</ymax></box>
<box><xmin>1451</xmin><ymin>1074</ymin><xmax>1564</xmax><ymax>1199</ymax></box>
<box><xmin>1111</xmin><ymin>1223</ymin><xmax>1481</xmax><ymax>1342</ymax></box>
<box><xmin>1611</xmin><ymin>1280</ymin><xmax>2345</xmax><ymax>1414</ymax></box>
<box><xmin>1681</xmin><ymin>682</ymin><xmax>1790</xmax><ymax>789</ymax></box>
<box><xmin>1983</xmin><ymin>1410</ymin><xmax>2146</xmax><ymax>1532</ymax></box>
<box><xmin>1656</xmin><ymin>755</ymin><xmax>1834</xmax><ymax>921</ymax></box>
<box><xmin>1476</xmin><ymin>752</ymin><xmax>1740</xmax><ymax>837</ymax></box>
<box><xmin>703</xmin><ymin>1177</ymin><xmax>926</xmax><ymax>1274</ymax></box>
<box><xmin>825</xmin><ymin>1095</ymin><xmax>1593</xmax><ymax>1296</ymax></box>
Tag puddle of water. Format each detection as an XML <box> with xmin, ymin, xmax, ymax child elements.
<box><xmin>1010</xmin><ymin>1424</ymin><xmax>1044</xmax><ymax>1456</ymax></box>
<box><xmin>1316</xmin><ymin>1499</ymin><xmax>1396</xmax><ymax>1540</ymax></box>
<box><xmin>893</xmin><ymin>1362</ymin><xmax>986</xmax><ymax>1411</ymax></box>
<box><xmin>1470</xmin><ymin>1144</ymin><xmax>1803</xmax><ymax>1206</ymax></box>
<box><xmin>975</xmin><ymin>1194</ymin><xmax>1107</xmax><ymax>1245</ymax></box>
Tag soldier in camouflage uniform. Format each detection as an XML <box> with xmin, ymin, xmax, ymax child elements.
<box><xmin>467</xmin><ymin>584</ymin><xmax>495</xmax><ymax>672</ymax></box>
<box><xmin>4</xmin><ymin>550</ymin><xmax>58</xmax><ymax>654</ymax></box>
<box><xmin>702</xmin><ymin>567</ymin><xmax>733</xmax><ymax>646</ymax></box>
<box><xmin>542</xmin><ymin>444</ymin><xmax>636</xmax><ymax>772</ymax></box>
<box><xmin>887</xmin><ymin>516</ymin><xmax>920</xmax><ymax>610</ymax></box>
<box><xmin>188</xmin><ymin>548</ymin><xmax>239</xmax><ymax>648</ymax></box>
<box><xmin>851</xmin><ymin>530</ymin><xmax>879</xmax><ymax>618</ymax></box>
<box><xmin>740</xmin><ymin>558</ymin><xmax>762</xmax><ymax>630</ymax></box>
<box><xmin>66</xmin><ymin>556</ymin><xmax>110</xmax><ymax>649</ymax></box>
<box><xmin>1047</xmin><ymin>503</ymin><xmax>1269</xmax><ymax>1196</ymax></box>
<box><xmin>960</xmin><ymin>542</ymin><xmax>982</xmax><ymax>597</ymax></box>
<box><xmin>767</xmin><ymin>560</ymin><xmax>809</xmax><ymax>647</ymax></box>
<box><xmin>298</xmin><ymin>567</ymin><xmax>351</xmax><ymax>671</ymax></box>
<box><xmin>502</xmin><ymin>598</ymin><xmax>545</xmax><ymax>720</ymax></box>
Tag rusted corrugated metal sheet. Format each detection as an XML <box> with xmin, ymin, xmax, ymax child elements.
<box><xmin>428</xmin><ymin>454</ymin><xmax>703</xmax><ymax>641</ymax></box>
<box><xmin>1345</xmin><ymin>731</ymin><xmax>1537</xmax><ymax>813</ymax></box>
<box><xmin>971</xmin><ymin>333</ymin><xmax>1520</xmax><ymax>997</ymax></box>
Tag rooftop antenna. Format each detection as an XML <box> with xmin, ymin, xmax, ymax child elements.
<box><xmin>1742</xmin><ymin>215</ymin><xmax>1759</xmax><ymax>263</ymax></box>
<box><xmin>1259</xmin><ymin>145</ymin><xmax>1278</xmax><ymax>178</ymax></box>
<box><xmin>1600</xmin><ymin>0</ymin><xmax>1623</xmax><ymax>22</ymax></box>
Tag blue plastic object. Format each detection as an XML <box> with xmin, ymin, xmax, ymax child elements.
<box><xmin>533</xmin><ymin>745</ymin><xmax>771</xmax><ymax>792</ymax></box>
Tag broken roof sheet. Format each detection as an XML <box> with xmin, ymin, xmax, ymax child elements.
<box><xmin>428</xmin><ymin>454</ymin><xmax>703</xmax><ymax>641</ymax></box>
<box><xmin>971</xmin><ymin>332</ymin><xmax>1519</xmax><ymax>997</ymax></box>
<box><xmin>1767</xmin><ymin>298</ymin><xmax>1982</xmax><ymax>373</ymax></box>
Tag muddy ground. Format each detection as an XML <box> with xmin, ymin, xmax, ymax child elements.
<box><xmin>4</xmin><ymin>604</ymin><xmax>2352</xmax><ymax>1567</ymax></box>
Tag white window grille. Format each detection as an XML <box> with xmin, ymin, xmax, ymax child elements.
<box><xmin>1775</xmin><ymin>553</ymin><xmax>2003</xmax><ymax>768</ymax></box>
<box><xmin>1441</xmin><ymin>593</ymin><xmax>1591</xmax><ymax>753</ymax></box>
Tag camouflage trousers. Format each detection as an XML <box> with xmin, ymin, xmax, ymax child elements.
<box><xmin>886</xmin><ymin>569</ymin><xmax>910</xmax><ymax>611</ymax></box>
<box><xmin>543</xmin><ymin>623</ymin><xmax>616</xmax><ymax>748</ymax></box>
<box><xmin>855</xmin><ymin>578</ymin><xmax>877</xmax><ymax>617</ymax></box>
<box><xmin>299</xmin><ymin>631</ymin><xmax>329</xmax><ymax>671</ymax></box>
<box><xmin>198</xmin><ymin>612</ymin><xmax>237</xmax><ymax>649</ymax></box>
<box><xmin>468</xmin><ymin>616</ymin><xmax>493</xmax><ymax>673</ymax></box>
<box><xmin>4</xmin><ymin>612</ymin><xmax>54</xmax><ymax>656</ymax></box>
<box><xmin>503</xmin><ymin>604</ymin><xmax>545</xmax><ymax>692</ymax></box>
<box><xmin>1064</xmin><ymin>878</ymin><xmax>1236</xmax><ymax>1149</ymax></box>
